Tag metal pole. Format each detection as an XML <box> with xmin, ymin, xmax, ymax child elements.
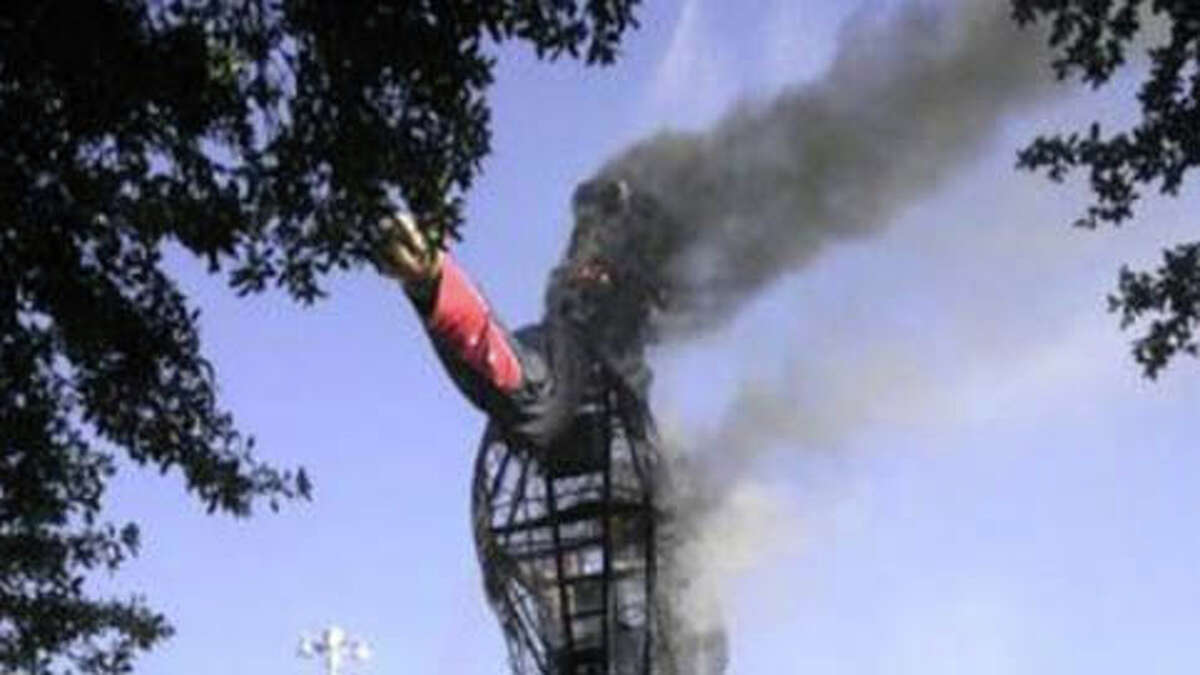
<box><xmin>298</xmin><ymin>625</ymin><xmax>370</xmax><ymax>675</ymax></box>
<box><xmin>325</xmin><ymin>626</ymin><xmax>344</xmax><ymax>675</ymax></box>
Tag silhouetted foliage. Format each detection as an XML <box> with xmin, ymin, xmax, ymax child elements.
<box><xmin>1012</xmin><ymin>1</ymin><xmax>1200</xmax><ymax>377</ymax></box>
<box><xmin>0</xmin><ymin>1</ymin><xmax>639</xmax><ymax>672</ymax></box>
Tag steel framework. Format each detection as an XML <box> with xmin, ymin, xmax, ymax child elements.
<box><xmin>472</xmin><ymin>374</ymin><xmax>663</xmax><ymax>674</ymax></box>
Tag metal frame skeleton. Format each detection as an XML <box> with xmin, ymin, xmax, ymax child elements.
<box><xmin>418</xmin><ymin>180</ymin><xmax>726</xmax><ymax>673</ymax></box>
<box><xmin>472</xmin><ymin>367</ymin><xmax>663</xmax><ymax>674</ymax></box>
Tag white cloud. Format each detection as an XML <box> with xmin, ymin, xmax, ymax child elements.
<box><xmin>646</xmin><ymin>0</ymin><xmax>733</xmax><ymax>129</ymax></box>
<box><xmin>760</xmin><ymin>0</ymin><xmax>850</xmax><ymax>90</ymax></box>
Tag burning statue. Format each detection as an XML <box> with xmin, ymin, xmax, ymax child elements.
<box><xmin>376</xmin><ymin>1</ymin><xmax>1051</xmax><ymax>671</ymax></box>
<box><xmin>380</xmin><ymin>180</ymin><xmax>726</xmax><ymax>674</ymax></box>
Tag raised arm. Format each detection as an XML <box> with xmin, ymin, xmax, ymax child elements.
<box><xmin>378</xmin><ymin>214</ymin><xmax>523</xmax><ymax>407</ymax></box>
<box><xmin>379</xmin><ymin>214</ymin><xmax>590</xmax><ymax>449</ymax></box>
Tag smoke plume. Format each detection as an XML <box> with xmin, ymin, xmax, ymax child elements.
<box><xmin>591</xmin><ymin>0</ymin><xmax>1051</xmax><ymax>339</ymax></box>
<box><xmin>580</xmin><ymin>0</ymin><xmax>1059</xmax><ymax>661</ymax></box>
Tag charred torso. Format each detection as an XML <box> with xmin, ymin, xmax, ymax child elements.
<box><xmin>471</xmin><ymin>353</ymin><xmax>664</xmax><ymax>674</ymax></box>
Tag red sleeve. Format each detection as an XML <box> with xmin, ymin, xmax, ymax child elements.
<box><xmin>426</xmin><ymin>254</ymin><xmax>523</xmax><ymax>393</ymax></box>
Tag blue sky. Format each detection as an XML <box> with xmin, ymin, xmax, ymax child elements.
<box><xmin>97</xmin><ymin>1</ymin><xmax>1200</xmax><ymax>673</ymax></box>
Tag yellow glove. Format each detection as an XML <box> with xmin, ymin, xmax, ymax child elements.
<box><xmin>377</xmin><ymin>213</ymin><xmax>444</xmax><ymax>286</ymax></box>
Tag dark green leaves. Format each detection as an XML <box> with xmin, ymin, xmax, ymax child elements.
<box><xmin>1013</xmin><ymin>0</ymin><xmax>1200</xmax><ymax>376</ymax></box>
<box><xmin>1111</xmin><ymin>242</ymin><xmax>1200</xmax><ymax>378</ymax></box>
<box><xmin>1</xmin><ymin>1</ymin><xmax>638</xmax><ymax>672</ymax></box>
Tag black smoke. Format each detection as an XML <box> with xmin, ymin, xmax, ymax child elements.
<box><xmin>541</xmin><ymin>1</ymin><xmax>1059</xmax><ymax>664</ymax></box>
<box><xmin>554</xmin><ymin>0</ymin><xmax>1052</xmax><ymax>346</ymax></box>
